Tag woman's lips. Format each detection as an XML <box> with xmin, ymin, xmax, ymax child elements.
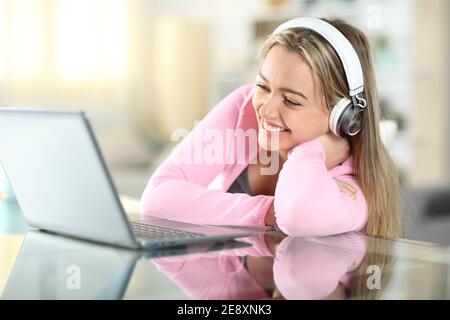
<box><xmin>261</xmin><ymin>119</ymin><xmax>290</xmax><ymax>132</ymax></box>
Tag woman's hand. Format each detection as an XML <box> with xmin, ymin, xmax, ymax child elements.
<box><xmin>263</xmin><ymin>231</ymin><xmax>285</xmax><ymax>255</ymax></box>
<box><xmin>333</xmin><ymin>178</ymin><xmax>357</xmax><ymax>200</ymax></box>
<box><xmin>318</xmin><ymin>132</ymin><xmax>351</xmax><ymax>170</ymax></box>
<box><xmin>265</xmin><ymin>202</ymin><xmax>276</xmax><ymax>227</ymax></box>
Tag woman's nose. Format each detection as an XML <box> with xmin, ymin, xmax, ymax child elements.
<box><xmin>259</xmin><ymin>96</ymin><xmax>280</xmax><ymax>119</ymax></box>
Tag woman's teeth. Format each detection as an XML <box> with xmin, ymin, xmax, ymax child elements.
<box><xmin>262</xmin><ymin>119</ymin><xmax>289</xmax><ymax>132</ymax></box>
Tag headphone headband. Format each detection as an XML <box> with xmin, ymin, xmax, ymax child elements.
<box><xmin>273</xmin><ymin>17</ymin><xmax>364</xmax><ymax>97</ymax></box>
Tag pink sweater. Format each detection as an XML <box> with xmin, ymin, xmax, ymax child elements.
<box><xmin>140</xmin><ymin>84</ymin><xmax>367</xmax><ymax>236</ymax></box>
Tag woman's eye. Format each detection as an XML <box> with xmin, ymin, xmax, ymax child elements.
<box><xmin>284</xmin><ymin>97</ymin><xmax>301</xmax><ymax>107</ymax></box>
<box><xmin>256</xmin><ymin>83</ymin><xmax>270</xmax><ymax>92</ymax></box>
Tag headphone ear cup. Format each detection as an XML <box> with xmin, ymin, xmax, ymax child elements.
<box><xmin>329</xmin><ymin>97</ymin><xmax>352</xmax><ymax>137</ymax></box>
<box><xmin>342</xmin><ymin>107</ymin><xmax>364</xmax><ymax>136</ymax></box>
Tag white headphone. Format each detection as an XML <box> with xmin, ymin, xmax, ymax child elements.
<box><xmin>272</xmin><ymin>17</ymin><xmax>367</xmax><ymax>137</ymax></box>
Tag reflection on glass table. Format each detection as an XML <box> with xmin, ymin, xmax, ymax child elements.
<box><xmin>151</xmin><ymin>232</ymin><xmax>450</xmax><ymax>300</ymax></box>
<box><xmin>1</xmin><ymin>230</ymin><xmax>250</xmax><ymax>300</ymax></box>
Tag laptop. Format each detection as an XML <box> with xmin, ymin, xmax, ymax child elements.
<box><xmin>0</xmin><ymin>108</ymin><xmax>252</xmax><ymax>249</ymax></box>
<box><xmin>2</xmin><ymin>230</ymin><xmax>250</xmax><ymax>299</ymax></box>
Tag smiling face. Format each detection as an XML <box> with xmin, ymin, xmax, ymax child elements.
<box><xmin>252</xmin><ymin>45</ymin><xmax>330</xmax><ymax>153</ymax></box>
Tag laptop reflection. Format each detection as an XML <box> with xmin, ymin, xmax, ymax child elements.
<box><xmin>2</xmin><ymin>230</ymin><xmax>250</xmax><ymax>300</ymax></box>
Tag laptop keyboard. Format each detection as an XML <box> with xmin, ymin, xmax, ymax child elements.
<box><xmin>130</xmin><ymin>222</ymin><xmax>205</xmax><ymax>242</ymax></box>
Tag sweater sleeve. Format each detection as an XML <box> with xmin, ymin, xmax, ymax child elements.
<box><xmin>273</xmin><ymin>233</ymin><xmax>367</xmax><ymax>299</ymax></box>
<box><xmin>151</xmin><ymin>255</ymin><xmax>269</xmax><ymax>300</ymax></box>
<box><xmin>140</xmin><ymin>84</ymin><xmax>274</xmax><ymax>228</ymax></box>
<box><xmin>274</xmin><ymin>138</ymin><xmax>368</xmax><ymax>237</ymax></box>
<box><xmin>150</xmin><ymin>234</ymin><xmax>274</xmax><ymax>299</ymax></box>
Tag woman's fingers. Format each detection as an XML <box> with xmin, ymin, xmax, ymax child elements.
<box><xmin>333</xmin><ymin>179</ymin><xmax>357</xmax><ymax>200</ymax></box>
<box><xmin>334</xmin><ymin>179</ymin><xmax>357</xmax><ymax>193</ymax></box>
<box><xmin>338</xmin><ymin>180</ymin><xmax>357</xmax><ymax>193</ymax></box>
<box><xmin>340</xmin><ymin>186</ymin><xmax>356</xmax><ymax>200</ymax></box>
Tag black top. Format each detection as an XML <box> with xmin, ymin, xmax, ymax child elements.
<box><xmin>226</xmin><ymin>165</ymin><xmax>251</xmax><ymax>195</ymax></box>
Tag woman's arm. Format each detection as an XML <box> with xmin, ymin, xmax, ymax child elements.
<box><xmin>140</xmin><ymin>84</ymin><xmax>274</xmax><ymax>227</ymax></box>
<box><xmin>273</xmin><ymin>233</ymin><xmax>367</xmax><ymax>299</ymax></box>
<box><xmin>150</xmin><ymin>234</ymin><xmax>275</xmax><ymax>299</ymax></box>
<box><xmin>152</xmin><ymin>253</ymin><xmax>270</xmax><ymax>300</ymax></box>
<box><xmin>273</xmin><ymin>138</ymin><xmax>368</xmax><ymax>237</ymax></box>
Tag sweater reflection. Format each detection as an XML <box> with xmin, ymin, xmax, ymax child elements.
<box><xmin>151</xmin><ymin>232</ymin><xmax>394</xmax><ymax>300</ymax></box>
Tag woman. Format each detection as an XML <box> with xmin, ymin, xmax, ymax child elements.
<box><xmin>141</xmin><ymin>17</ymin><xmax>403</xmax><ymax>238</ymax></box>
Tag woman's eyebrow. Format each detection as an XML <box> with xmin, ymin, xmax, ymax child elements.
<box><xmin>258</xmin><ymin>71</ymin><xmax>308</xmax><ymax>101</ymax></box>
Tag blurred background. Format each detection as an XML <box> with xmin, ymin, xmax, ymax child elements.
<box><xmin>0</xmin><ymin>0</ymin><xmax>450</xmax><ymax>245</ymax></box>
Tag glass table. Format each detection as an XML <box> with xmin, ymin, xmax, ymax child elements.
<box><xmin>1</xmin><ymin>196</ymin><xmax>450</xmax><ymax>300</ymax></box>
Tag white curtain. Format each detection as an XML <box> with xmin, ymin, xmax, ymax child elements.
<box><xmin>0</xmin><ymin>0</ymin><xmax>212</xmax><ymax>167</ymax></box>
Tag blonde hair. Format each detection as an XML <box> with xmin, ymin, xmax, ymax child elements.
<box><xmin>259</xmin><ymin>18</ymin><xmax>403</xmax><ymax>239</ymax></box>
